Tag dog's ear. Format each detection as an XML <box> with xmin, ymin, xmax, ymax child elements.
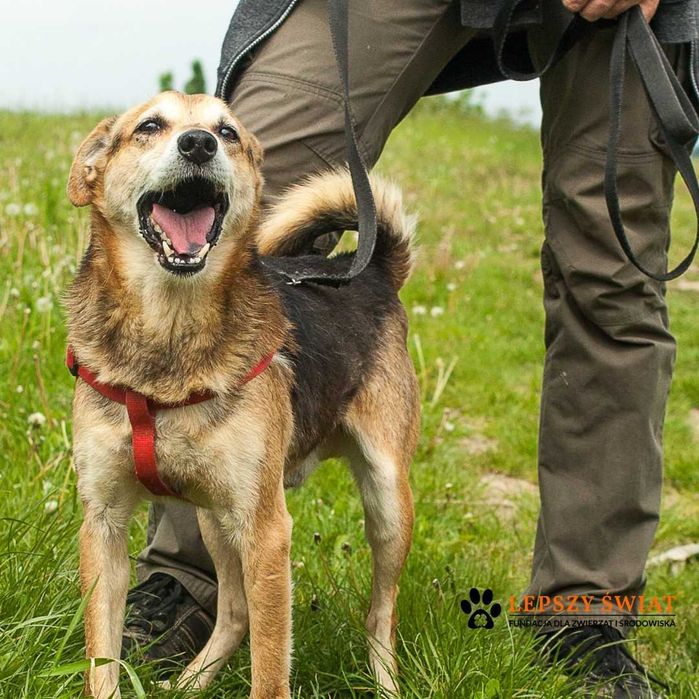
<box><xmin>67</xmin><ymin>116</ymin><xmax>118</xmax><ymax>207</ymax></box>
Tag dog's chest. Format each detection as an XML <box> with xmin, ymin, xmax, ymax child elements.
<box><xmin>73</xmin><ymin>393</ymin><xmax>267</xmax><ymax>510</ymax></box>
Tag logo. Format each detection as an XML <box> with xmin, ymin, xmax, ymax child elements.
<box><xmin>460</xmin><ymin>587</ymin><xmax>502</xmax><ymax>629</ymax></box>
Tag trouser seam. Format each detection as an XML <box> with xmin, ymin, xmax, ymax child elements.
<box><xmin>236</xmin><ymin>71</ymin><xmax>374</xmax><ymax>166</ymax></box>
<box><xmin>544</xmin><ymin>141</ymin><xmax>668</xmax><ymax>170</ymax></box>
<box><xmin>239</xmin><ymin>70</ymin><xmax>344</xmax><ymax>106</ymax></box>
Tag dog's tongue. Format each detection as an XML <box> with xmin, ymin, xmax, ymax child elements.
<box><xmin>151</xmin><ymin>202</ymin><xmax>215</xmax><ymax>255</ymax></box>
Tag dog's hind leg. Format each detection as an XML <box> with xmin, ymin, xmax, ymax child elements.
<box><xmin>175</xmin><ymin>508</ymin><xmax>250</xmax><ymax>691</ymax></box>
<box><xmin>343</xmin><ymin>346</ymin><xmax>419</xmax><ymax>695</ymax></box>
<box><xmin>79</xmin><ymin>500</ymin><xmax>135</xmax><ymax>699</ymax></box>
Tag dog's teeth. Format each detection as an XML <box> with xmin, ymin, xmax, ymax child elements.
<box><xmin>175</xmin><ymin>257</ymin><xmax>183</xmax><ymax>264</ymax></box>
<box><xmin>200</xmin><ymin>243</ymin><xmax>210</xmax><ymax>257</ymax></box>
<box><xmin>192</xmin><ymin>256</ymin><xmax>201</xmax><ymax>264</ymax></box>
<box><xmin>162</xmin><ymin>241</ymin><xmax>173</xmax><ymax>256</ymax></box>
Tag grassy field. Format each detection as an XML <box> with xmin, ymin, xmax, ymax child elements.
<box><xmin>0</xmin><ymin>99</ymin><xmax>697</xmax><ymax>698</ymax></box>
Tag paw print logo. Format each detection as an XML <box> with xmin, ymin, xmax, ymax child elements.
<box><xmin>460</xmin><ymin>587</ymin><xmax>502</xmax><ymax>629</ymax></box>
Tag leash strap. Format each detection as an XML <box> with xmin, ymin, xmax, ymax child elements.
<box><xmin>66</xmin><ymin>346</ymin><xmax>274</xmax><ymax>499</ymax></box>
<box><xmin>267</xmin><ymin>0</ymin><xmax>378</xmax><ymax>287</ymax></box>
<box><xmin>494</xmin><ymin>1</ymin><xmax>699</xmax><ymax>280</ymax></box>
<box><xmin>607</xmin><ymin>7</ymin><xmax>699</xmax><ymax>281</ymax></box>
<box><xmin>493</xmin><ymin>0</ymin><xmax>588</xmax><ymax>81</ymax></box>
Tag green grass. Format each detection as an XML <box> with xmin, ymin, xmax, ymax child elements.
<box><xmin>1</xmin><ymin>100</ymin><xmax>697</xmax><ymax>697</ymax></box>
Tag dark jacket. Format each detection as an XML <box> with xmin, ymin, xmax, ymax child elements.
<box><xmin>215</xmin><ymin>0</ymin><xmax>698</xmax><ymax>102</ymax></box>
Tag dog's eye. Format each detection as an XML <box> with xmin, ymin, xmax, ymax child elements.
<box><xmin>136</xmin><ymin>119</ymin><xmax>162</xmax><ymax>135</ymax></box>
<box><xmin>219</xmin><ymin>125</ymin><xmax>239</xmax><ymax>142</ymax></box>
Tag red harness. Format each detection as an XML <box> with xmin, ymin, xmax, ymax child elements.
<box><xmin>66</xmin><ymin>345</ymin><xmax>274</xmax><ymax>498</ymax></box>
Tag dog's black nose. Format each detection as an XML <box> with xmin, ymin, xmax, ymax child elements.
<box><xmin>177</xmin><ymin>129</ymin><xmax>218</xmax><ymax>165</ymax></box>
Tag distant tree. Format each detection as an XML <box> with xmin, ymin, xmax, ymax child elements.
<box><xmin>158</xmin><ymin>71</ymin><xmax>174</xmax><ymax>92</ymax></box>
<box><xmin>184</xmin><ymin>60</ymin><xmax>206</xmax><ymax>95</ymax></box>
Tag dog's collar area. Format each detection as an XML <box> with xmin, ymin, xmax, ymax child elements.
<box><xmin>65</xmin><ymin>345</ymin><xmax>275</xmax><ymax>499</ymax></box>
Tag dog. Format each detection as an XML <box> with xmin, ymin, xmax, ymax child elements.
<box><xmin>65</xmin><ymin>91</ymin><xmax>419</xmax><ymax>698</ymax></box>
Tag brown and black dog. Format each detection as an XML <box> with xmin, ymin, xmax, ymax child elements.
<box><xmin>65</xmin><ymin>91</ymin><xmax>419</xmax><ymax>698</ymax></box>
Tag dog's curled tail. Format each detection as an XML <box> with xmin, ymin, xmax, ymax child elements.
<box><xmin>257</xmin><ymin>170</ymin><xmax>416</xmax><ymax>290</ymax></box>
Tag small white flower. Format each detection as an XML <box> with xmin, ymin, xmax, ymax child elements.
<box><xmin>447</xmin><ymin>282</ymin><xmax>457</xmax><ymax>292</ymax></box>
<box><xmin>430</xmin><ymin>306</ymin><xmax>445</xmax><ymax>317</ymax></box>
<box><xmin>9</xmin><ymin>287</ymin><xmax>20</xmax><ymax>298</ymax></box>
<box><xmin>44</xmin><ymin>499</ymin><xmax>59</xmax><ymax>514</ymax></box>
<box><xmin>27</xmin><ymin>412</ymin><xmax>46</xmax><ymax>427</ymax></box>
<box><xmin>23</xmin><ymin>203</ymin><xmax>39</xmax><ymax>216</ymax></box>
<box><xmin>454</xmin><ymin>260</ymin><xmax>466</xmax><ymax>270</ymax></box>
<box><xmin>412</xmin><ymin>305</ymin><xmax>427</xmax><ymax>316</ymax></box>
<box><xmin>444</xmin><ymin>421</ymin><xmax>455</xmax><ymax>432</ymax></box>
<box><xmin>5</xmin><ymin>203</ymin><xmax>21</xmax><ymax>217</ymax></box>
<box><xmin>31</xmin><ymin>340</ymin><xmax>41</xmax><ymax>350</ymax></box>
<box><xmin>16</xmin><ymin>385</ymin><xmax>24</xmax><ymax>394</ymax></box>
<box><xmin>35</xmin><ymin>296</ymin><xmax>53</xmax><ymax>313</ymax></box>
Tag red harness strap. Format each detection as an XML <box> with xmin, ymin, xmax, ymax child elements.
<box><xmin>66</xmin><ymin>345</ymin><xmax>275</xmax><ymax>498</ymax></box>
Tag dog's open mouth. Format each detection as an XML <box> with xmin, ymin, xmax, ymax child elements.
<box><xmin>137</xmin><ymin>177</ymin><xmax>229</xmax><ymax>274</ymax></box>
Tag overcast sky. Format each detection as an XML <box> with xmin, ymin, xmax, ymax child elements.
<box><xmin>0</xmin><ymin>0</ymin><xmax>541</xmax><ymax>124</ymax></box>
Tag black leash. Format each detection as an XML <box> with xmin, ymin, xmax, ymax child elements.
<box><xmin>280</xmin><ymin>1</ymin><xmax>699</xmax><ymax>285</ymax></box>
<box><xmin>494</xmin><ymin>1</ymin><xmax>699</xmax><ymax>281</ymax></box>
<box><xmin>266</xmin><ymin>0</ymin><xmax>377</xmax><ymax>287</ymax></box>
<box><xmin>493</xmin><ymin>3</ymin><xmax>589</xmax><ymax>81</ymax></box>
<box><xmin>607</xmin><ymin>7</ymin><xmax>699</xmax><ymax>281</ymax></box>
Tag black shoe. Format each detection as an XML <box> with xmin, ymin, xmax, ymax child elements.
<box><xmin>121</xmin><ymin>573</ymin><xmax>215</xmax><ymax>677</ymax></box>
<box><xmin>539</xmin><ymin>624</ymin><xmax>667</xmax><ymax>698</ymax></box>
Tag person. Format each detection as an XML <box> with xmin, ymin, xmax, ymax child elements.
<box><xmin>122</xmin><ymin>1</ymin><xmax>698</xmax><ymax>696</ymax></box>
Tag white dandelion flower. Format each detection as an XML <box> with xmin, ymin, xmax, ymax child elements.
<box><xmin>412</xmin><ymin>305</ymin><xmax>427</xmax><ymax>316</ymax></box>
<box><xmin>27</xmin><ymin>412</ymin><xmax>47</xmax><ymax>427</ymax></box>
<box><xmin>16</xmin><ymin>385</ymin><xmax>24</xmax><ymax>394</ymax></box>
<box><xmin>447</xmin><ymin>282</ymin><xmax>457</xmax><ymax>292</ymax></box>
<box><xmin>23</xmin><ymin>203</ymin><xmax>39</xmax><ymax>216</ymax></box>
<box><xmin>430</xmin><ymin>306</ymin><xmax>445</xmax><ymax>317</ymax></box>
<box><xmin>5</xmin><ymin>203</ymin><xmax>21</xmax><ymax>217</ymax></box>
<box><xmin>35</xmin><ymin>296</ymin><xmax>53</xmax><ymax>313</ymax></box>
<box><xmin>44</xmin><ymin>500</ymin><xmax>59</xmax><ymax>514</ymax></box>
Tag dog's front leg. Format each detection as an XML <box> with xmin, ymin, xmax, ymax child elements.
<box><xmin>242</xmin><ymin>492</ymin><xmax>293</xmax><ymax>699</ymax></box>
<box><xmin>176</xmin><ymin>509</ymin><xmax>250</xmax><ymax>691</ymax></box>
<box><xmin>79</xmin><ymin>503</ymin><xmax>132</xmax><ymax>699</ymax></box>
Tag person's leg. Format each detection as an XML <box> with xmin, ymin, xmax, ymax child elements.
<box><xmin>136</xmin><ymin>0</ymin><xmax>475</xmax><ymax>615</ymax></box>
<box><xmin>528</xmin><ymin>26</ymin><xmax>684</xmax><ymax>622</ymax></box>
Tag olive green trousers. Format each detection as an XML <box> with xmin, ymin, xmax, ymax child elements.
<box><xmin>138</xmin><ymin>0</ymin><xmax>681</xmax><ymax>622</ymax></box>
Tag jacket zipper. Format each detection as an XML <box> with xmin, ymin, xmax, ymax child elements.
<box><xmin>218</xmin><ymin>0</ymin><xmax>300</xmax><ymax>100</ymax></box>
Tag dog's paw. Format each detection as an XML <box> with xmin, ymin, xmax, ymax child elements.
<box><xmin>460</xmin><ymin>587</ymin><xmax>501</xmax><ymax>629</ymax></box>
